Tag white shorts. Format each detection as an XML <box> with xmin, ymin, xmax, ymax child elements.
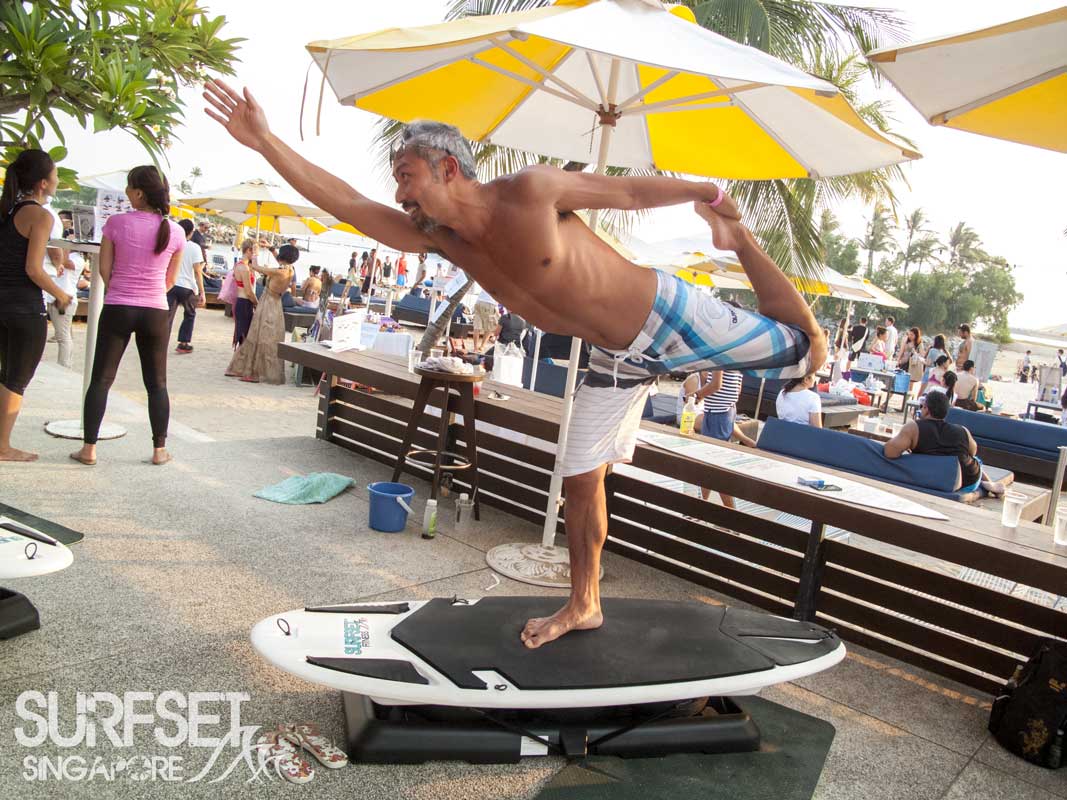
<box><xmin>559</xmin><ymin>270</ymin><xmax>813</xmax><ymax>478</ymax></box>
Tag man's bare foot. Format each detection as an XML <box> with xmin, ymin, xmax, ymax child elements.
<box><xmin>0</xmin><ymin>447</ymin><xmax>39</xmax><ymax>462</ymax></box>
<box><xmin>151</xmin><ymin>449</ymin><xmax>172</xmax><ymax>466</ymax></box>
<box><xmin>520</xmin><ymin>603</ymin><xmax>603</xmax><ymax>649</ymax></box>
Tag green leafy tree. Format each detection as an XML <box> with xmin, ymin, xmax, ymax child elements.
<box><xmin>0</xmin><ymin>1</ymin><xmax>241</xmax><ymax>179</ymax></box>
<box><xmin>819</xmin><ymin>209</ymin><xmax>861</xmax><ymax>276</ymax></box>
<box><xmin>970</xmin><ymin>257</ymin><xmax>1022</xmax><ymax>341</ymax></box>
<box><xmin>372</xmin><ymin>0</ymin><xmax>910</xmax><ymax>283</ymax></box>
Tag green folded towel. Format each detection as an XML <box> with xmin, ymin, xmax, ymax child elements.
<box><xmin>254</xmin><ymin>472</ymin><xmax>355</xmax><ymax>504</ymax></box>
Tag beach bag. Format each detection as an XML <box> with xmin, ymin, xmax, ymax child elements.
<box><xmin>218</xmin><ymin>269</ymin><xmax>238</xmax><ymax>306</ymax></box>
<box><xmin>988</xmin><ymin>638</ymin><xmax>1067</xmax><ymax>769</ymax></box>
<box><xmin>491</xmin><ymin>342</ymin><xmax>524</xmax><ymax>388</ymax></box>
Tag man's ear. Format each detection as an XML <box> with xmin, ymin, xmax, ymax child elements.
<box><xmin>441</xmin><ymin>155</ymin><xmax>461</xmax><ymax>182</ymax></box>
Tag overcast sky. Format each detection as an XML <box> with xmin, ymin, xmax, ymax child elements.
<box><xmin>50</xmin><ymin>0</ymin><xmax>1067</xmax><ymax>328</ymax></box>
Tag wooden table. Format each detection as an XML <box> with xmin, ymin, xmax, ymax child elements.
<box><xmin>1026</xmin><ymin>399</ymin><xmax>1061</xmax><ymax>420</ymax></box>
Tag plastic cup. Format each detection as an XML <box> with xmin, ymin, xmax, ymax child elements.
<box><xmin>1054</xmin><ymin>510</ymin><xmax>1067</xmax><ymax>546</ymax></box>
<box><xmin>430</xmin><ymin>348</ymin><xmax>444</xmax><ymax>359</ymax></box>
<box><xmin>408</xmin><ymin>349</ymin><xmax>422</xmax><ymax>373</ymax></box>
<box><xmin>1001</xmin><ymin>492</ymin><xmax>1027</xmax><ymax>528</ymax></box>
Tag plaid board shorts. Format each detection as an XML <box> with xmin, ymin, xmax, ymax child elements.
<box><xmin>559</xmin><ymin>270</ymin><xmax>814</xmax><ymax>477</ymax></box>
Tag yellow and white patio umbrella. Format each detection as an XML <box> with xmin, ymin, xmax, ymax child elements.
<box><xmin>309</xmin><ymin>0</ymin><xmax>917</xmax><ymax>178</ymax></box>
<box><xmin>307</xmin><ymin>0</ymin><xmax>918</xmax><ymax>585</ymax></box>
<box><xmin>868</xmin><ymin>7</ymin><xmax>1067</xmax><ymax>153</ymax></box>
<box><xmin>181</xmin><ymin>179</ymin><xmax>327</xmax><ymax>239</ymax></box>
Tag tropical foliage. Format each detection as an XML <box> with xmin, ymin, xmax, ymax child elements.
<box><xmin>0</xmin><ymin>0</ymin><xmax>241</xmax><ymax>182</ymax></box>
<box><xmin>842</xmin><ymin>208</ymin><xmax>1023</xmax><ymax>342</ymax></box>
<box><xmin>370</xmin><ymin>0</ymin><xmax>912</xmax><ymax>280</ymax></box>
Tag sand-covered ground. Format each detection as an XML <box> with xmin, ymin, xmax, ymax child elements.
<box><xmin>45</xmin><ymin>307</ymin><xmax>318</xmax><ymax>444</ymax></box>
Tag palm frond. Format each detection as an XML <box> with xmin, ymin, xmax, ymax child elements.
<box><xmin>446</xmin><ymin>0</ymin><xmax>552</xmax><ymax>21</ymax></box>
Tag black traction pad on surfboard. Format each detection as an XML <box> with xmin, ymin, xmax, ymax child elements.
<box><xmin>306</xmin><ymin>603</ymin><xmax>410</xmax><ymax>615</ymax></box>
<box><xmin>719</xmin><ymin>608</ymin><xmax>839</xmax><ymax>666</ymax></box>
<box><xmin>307</xmin><ymin>656</ymin><xmax>429</xmax><ymax>685</ymax></box>
<box><xmin>390</xmin><ymin>598</ymin><xmax>840</xmax><ymax>691</ymax></box>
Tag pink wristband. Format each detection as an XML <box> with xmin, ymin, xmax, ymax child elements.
<box><xmin>708</xmin><ymin>185</ymin><xmax>725</xmax><ymax>208</ymax></box>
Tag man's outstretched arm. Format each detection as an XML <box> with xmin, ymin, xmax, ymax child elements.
<box><xmin>203</xmin><ymin>79</ymin><xmax>431</xmax><ymax>253</ymax></box>
<box><xmin>695</xmin><ymin>201</ymin><xmax>826</xmax><ymax>370</ymax></box>
<box><xmin>521</xmin><ymin>164</ymin><xmax>740</xmax><ymax>221</ymax></box>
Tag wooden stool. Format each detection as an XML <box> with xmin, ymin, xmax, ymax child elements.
<box><xmin>392</xmin><ymin>367</ymin><xmax>483</xmax><ymax>519</ymax></box>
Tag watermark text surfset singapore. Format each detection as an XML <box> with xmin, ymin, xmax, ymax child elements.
<box><xmin>13</xmin><ymin>690</ymin><xmax>275</xmax><ymax>783</ymax></box>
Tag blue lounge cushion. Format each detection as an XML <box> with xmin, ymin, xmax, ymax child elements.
<box><xmin>757</xmin><ymin>417</ymin><xmax>962</xmax><ymax>495</ymax></box>
<box><xmin>947</xmin><ymin>407</ymin><xmax>1067</xmax><ymax>458</ymax></box>
<box><xmin>520</xmin><ymin>358</ymin><xmax>586</xmax><ymax>398</ymax></box>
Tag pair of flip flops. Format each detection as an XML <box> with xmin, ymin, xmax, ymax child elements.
<box><xmin>255</xmin><ymin>723</ymin><xmax>347</xmax><ymax>784</ymax></box>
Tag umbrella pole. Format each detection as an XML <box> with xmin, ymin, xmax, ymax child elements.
<box><xmin>43</xmin><ymin>244</ymin><xmax>126</xmax><ymax>442</ymax></box>
<box><xmin>530</xmin><ymin>329</ymin><xmax>543</xmax><ymax>390</ymax></box>
<box><xmin>487</xmin><ymin>60</ymin><xmax>620</xmax><ymax>587</ymax></box>
<box><xmin>539</xmin><ymin>65</ymin><xmax>619</xmax><ymax>550</ymax></box>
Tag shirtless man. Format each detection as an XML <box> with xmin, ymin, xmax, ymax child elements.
<box><xmin>204</xmin><ymin>79</ymin><xmax>826</xmax><ymax>648</ymax></box>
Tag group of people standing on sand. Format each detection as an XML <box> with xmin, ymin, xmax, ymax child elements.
<box><xmin>0</xmin><ymin>149</ymin><xmax>182</xmax><ymax>465</ymax></box>
<box><xmin>0</xmin><ymin>149</ymin><xmax>294</xmax><ymax>466</ymax></box>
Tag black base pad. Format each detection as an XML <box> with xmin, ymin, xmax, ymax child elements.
<box><xmin>0</xmin><ymin>502</ymin><xmax>84</xmax><ymax>546</ymax></box>
<box><xmin>0</xmin><ymin>587</ymin><xmax>40</xmax><ymax>640</ymax></box>
<box><xmin>342</xmin><ymin>693</ymin><xmax>760</xmax><ymax>764</ymax></box>
<box><xmin>536</xmin><ymin>695</ymin><xmax>835</xmax><ymax>800</ymax></box>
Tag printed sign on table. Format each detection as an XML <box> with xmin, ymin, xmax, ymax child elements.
<box><xmin>328</xmin><ymin>310</ymin><xmax>367</xmax><ymax>352</ymax></box>
<box><xmin>635</xmin><ymin>430</ymin><xmax>948</xmax><ymax>520</ymax></box>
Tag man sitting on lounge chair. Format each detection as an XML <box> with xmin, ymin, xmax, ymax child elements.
<box><xmin>883</xmin><ymin>390</ymin><xmax>1004</xmax><ymax>496</ymax></box>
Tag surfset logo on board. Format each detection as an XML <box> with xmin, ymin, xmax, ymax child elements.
<box><xmin>343</xmin><ymin>618</ymin><xmax>370</xmax><ymax>655</ymax></box>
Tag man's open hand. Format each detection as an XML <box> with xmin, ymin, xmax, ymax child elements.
<box><xmin>203</xmin><ymin>79</ymin><xmax>271</xmax><ymax>151</ymax></box>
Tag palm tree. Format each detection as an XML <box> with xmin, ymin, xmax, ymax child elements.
<box><xmin>188</xmin><ymin>166</ymin><xmax>203</xmax><ymax>191</ymax></box>
<box><xmin>901</xmin><ymin>207</ymin><xmax>931</xmax><ymax>278</ymax></box>
<box><xmin>858</xmin><ymin>202</ymin><xmax>894</xmax><ymax>278</ymax></box>
<box><xmin>945</xmin><ymin>221</ymin><xmax>988</xmax><ymax>269</ymax></box>
<box><xmin>370</xmin><ymin>0</ymin><xmax>910</xmax><ymax>282</ymax></box>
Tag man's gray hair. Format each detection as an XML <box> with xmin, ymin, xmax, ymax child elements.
<box><xmin>392</xmin><ymin>120</ymin><xmax>477</xmax><ymax>180</ymax></box>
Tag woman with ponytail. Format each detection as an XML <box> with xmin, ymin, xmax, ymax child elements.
<box><xmin>775</xmin><ymin>372</ymin><xmax>823</xmax><ymax>427</ymax></box>
<box><xmin>71</xmin><ymin>166</ymin><xmax>184</xmax><ymax>467</ymax></box>
<box><xmin>0</xmin><ymin>149</ymin><xmax>73</xmax><ymax>461</ymax></box>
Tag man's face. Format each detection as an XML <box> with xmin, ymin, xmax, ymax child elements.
<box><xmin>959</xmin><ymin>328</ymin><xmax>969</xmax><ymax>339</ymax></box>
<box><xmin>392</xmin><ymin>149</ymin><xmax>451</xmax><ymax>234</ymax></box>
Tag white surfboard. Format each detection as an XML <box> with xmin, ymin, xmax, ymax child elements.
<box><xmin>252</xmin><ymin>597</ymin><xmax>845</xmax><ymax>709</ymax></box>
<box><xmin>0</xmin><ymin>517</ymin><xmax>74</xmax><ymax>579</ymax></box>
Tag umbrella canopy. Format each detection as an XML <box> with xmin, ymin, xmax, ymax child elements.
<box><xmin>868</xmin><ymin>7</ymin><xmax>1067</xmax><ymax>153</ymax></box>
<box><xmin>308</xmin><ymin>0</ymin><xmax>918</xmax><ymax>178</ymax></box>
<box><xmin>181</xmin><ymin>178</ymin><xmax>324</xmax><ymax>218</ymax></box>
<box><xmin>226</xmin><ymin>212</ymin><xmax>332</xmax><ymax>236</ymax></box>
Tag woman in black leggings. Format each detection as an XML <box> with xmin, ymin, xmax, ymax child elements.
<box><xmin>71</xmin><ymin>166</ymin><xmax>184</xmax><ymax>466</ymax></box>
<box><xmin>0</xmin><ymin>150</ymin><xmax>73</xmax><ymax>461</ymax></box>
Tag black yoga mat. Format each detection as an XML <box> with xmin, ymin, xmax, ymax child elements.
<box><xmin>0</xmin><ymin>502</ymin><xmax>84</xmax><ymax>546</ymax></box>
<box><xmin>535</xmin><ymin>695</ymin><xmax>835</xmax><ymax>800</ymax></box>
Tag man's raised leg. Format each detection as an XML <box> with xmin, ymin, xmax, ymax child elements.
<box><xmin>520</xmin><ymin>465</ymin><xmax>608</xmax><ymax>649</ymax></box>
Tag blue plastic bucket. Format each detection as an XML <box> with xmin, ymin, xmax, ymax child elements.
<box><xmin>368</xmin><ymin>482</ymin><xmax>415</xmax><ymax>532</ymax></box>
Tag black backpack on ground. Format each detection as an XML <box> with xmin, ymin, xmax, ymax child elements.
<box><xmin>989</xmin><ymin>638</ymin><xmax>1067</xmax><ymax>769</ymax></box>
